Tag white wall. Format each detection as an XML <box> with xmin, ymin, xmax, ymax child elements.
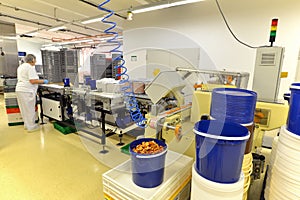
<box><xmin>296</xmin><ymin>49</ymin><xmax>300</xmax><ymax>82</ymax></box>
<box><xmin>123</xmin><ymin>0</ymin><xmax>300</xmax><ymax>99</ymax></box>
<box><xmin>17</xmin><ymin>39</ymin><xmax>43</xmax><ymax>65</ymax></box>
<box><xmin>124</xmin><ymin>49</ymin><xmax>147</xmax><ymax>79</ymax></box>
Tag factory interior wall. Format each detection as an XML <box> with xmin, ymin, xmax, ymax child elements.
<box><xmin>17</xmin><ymin>39</ymin><xmax>43</xmax><ymax>65</ymax></box>
<box><xmin>123</xmin><ymin>0</ymin><xmax>300</xmax><ymax>99</ymax></box>
<box><xmin>295</xmin><ymin>50</ymin><xmax>300</xmax><ymax>82</ymax></box>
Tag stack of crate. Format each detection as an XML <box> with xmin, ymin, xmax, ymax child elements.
<box><xmin>41</xmin><ymin>49</ymin><xmax>79</xmax><ymax>84</ymax></box>
<box><xmin>90</xmin><ymin>53</ymin><xmax>119</xmax><ymax>80</ymax></box>
<box><xmin>4</xmin><ymin>78</ymin><xmax>24</xmax><ymax>126</ymax></box>
<box><xmin>41</xmin><ymin>50</ymin><xmax>62</xmax><ymax>83</ymax></box>
<box><xmin>60</xmin><ymin>49</ymin><xmax>79</xmax><ymax>84</ymax></box>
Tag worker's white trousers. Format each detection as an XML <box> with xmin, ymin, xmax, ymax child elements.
<box><xmin>16</xmin><ymin>91</ymin><xmax>37</xmax><ymax>130</ymax></box>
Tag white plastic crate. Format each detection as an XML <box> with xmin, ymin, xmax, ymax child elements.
<box><xmin>7</xmin><ymin>113</ymin><xmax>23</xmax><ymax>123</ymax></box>
<box><xmin>4</xmin><ymin>92</ymin><xmax>17</xmax><ymax>99</ymax></box>
<box><xmin>102</xmin><ymin>151</ymin><xmax>193</xmax><ymax>200</ymax></box>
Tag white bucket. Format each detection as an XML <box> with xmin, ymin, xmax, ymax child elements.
<box><xmin>272</xmin><ymin>163</ymin><xmax>300</xmax><ymax>187</ymax></box>
<box><xmin>269</xmin><ymin>171</ymin><xmax>300</xmax><ymax>200</ymax></box>
<box><xmin>191</xmin><ymin>164</ymin><xmax>244</xmax><ymax>200</ymax></box>
<box><xmin>274</xmin><ymin>150</ymin><xmax>300</xmax><ymax>176</ymax></box>
<box><xmin>264</xmin><ymin>186</ymin><xmax>270</xmax><ymax>200</ymax></box>
<box><xmin>270</xmin><ymin>172</ymin><xmax>300</xmax><ymax>199</ymax></box>
<box><xmin>276</xmin><ymin>139</ymin><xmax>300</xmax><ymax>162</ymax></box>
<box><xmin>269</xmin><ymin>136</ymin><xmax>279</xmax><ymax>169</ymax></box>
<box><xmin>279</xmin><ymin>126</ymin><xmax>300</xmax><ymax>151</ymax></box>
<box><xmin>269</xmin><ymin>186</ymin><xmax>289</xmax><ymax>200</ymax></box>
<box><xmin>267</xmin><ymin>136</ymin><xmax>279</xmax><ymax>189</ymax></box>
<box><xmin>268</xmin><ymin>164</ymin><xmax>300</xmax><ymax>200</ymax></box>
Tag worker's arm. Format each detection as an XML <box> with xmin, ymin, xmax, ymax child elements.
<box><xmin>29</xmin><ymin>79</ymin><xmax>49</xmax><ymax>84</ymax></box>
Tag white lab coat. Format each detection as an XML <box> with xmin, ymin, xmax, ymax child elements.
<box><xmin>16</xmin><ymin>63</ymin><xmax>39</xmax><ymax>130</ymax></box>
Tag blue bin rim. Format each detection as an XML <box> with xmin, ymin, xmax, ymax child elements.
<box><xmin>212</xmin><ymin>88</ymin><xmax>257</xmax><ymax>97</ymax></box>
<box><xmin>129</xmin><ymin>138</ymin><xmax>168</xmax><ymax>158</ymax></box>
<box><xmin>193</xmin><ymin>120</ymin><xmax>250</xmax><ymax>141</ymax></box>
<box><xmin>290</xmin><ymin>83</ymin><xmax>300</xmax><ymax>90</ymax></box>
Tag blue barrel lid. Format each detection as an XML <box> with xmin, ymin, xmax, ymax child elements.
<box><xmin>290</xmin><ymin>83</ymin><xmax>300</xmax><ymax>90</ymax></box>
<box><xmin>212</xmin><ymin>88</ymin><xmax>257</xmax><ymax>97</ymax></box>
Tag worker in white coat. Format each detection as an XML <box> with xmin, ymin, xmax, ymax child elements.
<box><xmin>16</xmin><ymin>54</ymin><xmax>48</xmax><ymax>132</ymax></box>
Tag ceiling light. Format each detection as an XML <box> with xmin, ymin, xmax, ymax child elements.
<box><xmin>127</xmin><ymin>11</ymin><xmax>133</xmax><ymax>21</ymax></box>
<box><xmin>42</xmin><ymin>44</ymin><xmax>54</xmax><ymax>47</ymax></box>
<box><xmin>81</xmin><ymin>17</ymin><xmax>104</xmax><ymax>24</ymax></box>
<box><xmin>23</xmin><ymin>31</ymin><xmax>38</xmax><ymax>37</ymax></box>
<box><xmin>48</xmin><ymin>26</ymin><xmax>67</xmax><ymax>32</ymax></box>
<box><xmin>132</xmin><ymin>0</ymin><xmax>204</xmax><ymax>14</ymax></box>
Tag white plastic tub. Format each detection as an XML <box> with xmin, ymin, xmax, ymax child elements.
<box><xmin>191</xmin><ymin>164</ymin><xmax>244</xmax><ymax>200</ymax></box>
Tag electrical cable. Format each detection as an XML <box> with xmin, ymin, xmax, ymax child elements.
<box><xmin>215</xmin><ymin>0</ymin><xmax>268</xmax><ymax>49</ymax></box>
<box><xmin>79</xmin><ymin>0</ymin><xmax>127</xmax><ymax>20</ymax></box>
<box><xmin>98</xmin><ymin>0</ymin><xmax>147</xmax><ymax>128</ymax></box>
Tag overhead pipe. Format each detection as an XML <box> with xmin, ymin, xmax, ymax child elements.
<box><xmin>50</xmin><ymin>33</ymin><xmax>119</xmax><ymax>42</ymax></box>
<box><xmin>79</xmin><ymin>0</ymin><xmax>127</xmax><ymax>20</ymax></box>
<box><xmin>0</xmin><ymin>12</ymin><xmax>91</xmax><ymax>37</ymax></box>
<box><xmin>0</xmin><ymin>2</ymin><xmax>104</xmax><ymax>34</ymax></box>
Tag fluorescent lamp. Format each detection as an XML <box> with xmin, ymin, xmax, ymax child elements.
<box><xmin>81</xmin><ymin>17</ymin><xmax>104</xmax><ymax>24</ymax></box>
<box><xmin>132</xmin><ymin>0</ymin><xmax>204</xmax><ymax>14</ymax></box>
<box><xmin>127</xmin><ymin>11</ymin><xmax>134</xmax><ymax>20</ymax></box>
<box><xmin>26</xmin><ymin>31</ymin><xmax>38</xmax><ymax>37</ymax></box>
<box><xmin>132</xmin><ymin>4</ymin><xmax>170</xmax><ymax>13</ymax></box>
<box><xmin>172</xmin><ymin>0</ymin><xmax>204</xmax><ymax>6</ymax></box>
<box><xmin>42</xmin><ymin>44</ymin><xmax>54</xmax><ymax>47</ymax></box>
<box><xmin>48</xmin><ymin>26</ymin><xmax>67</xmax><ymax>32</ymax></box>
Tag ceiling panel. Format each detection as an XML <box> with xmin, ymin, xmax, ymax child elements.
<box><xmin>0</xmin><ymin>0</ymin><xmax>169</xmax><ymax>45</ymax></box>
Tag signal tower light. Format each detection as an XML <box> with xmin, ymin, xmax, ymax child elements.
<box><xmin>269</xmin><ymin>18</ymin><xmax>278</xmax><ymax>46</ymax></box>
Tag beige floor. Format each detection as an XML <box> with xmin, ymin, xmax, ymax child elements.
<box><xmin>1</xmin><ymin>92</ymin><xmax>269</xmax><ymax>200</ymax></box>
<box><xmin>0</xmin><ymin>94</ymin><xmax>113</xmax><ymax>200</ymax></box>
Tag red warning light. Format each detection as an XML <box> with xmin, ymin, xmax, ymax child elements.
<box><xmin>271</xmin><ymin>19</ymin><xmax>278</xmax><ymax>26</ymax></box>
<box><xmin>269</xmin><ymin>18</ymin><xmax>278</xmax><ymax>45</ymax></box>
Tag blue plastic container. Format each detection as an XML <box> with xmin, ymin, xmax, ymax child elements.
<box><xmin>84</xmin><ymin>77</ymin><xmax>91</xmax><ymax>85</ymax></box>
<box><xmin>89</xmin><ymin>79</ymin><xmax>96</xmax><ymax>90</ymax></box>
<box><xmin>63</xmin><ymin>78</ymin><xmax>70</xmax><ymax>87</ymax></box>
<box><xmin>130</xmin><ymin>138</ymin><xmax>167</xmax><ymax>188</ymax></box>
<box><xmin>194</xmin><ymin>120</ymin><xmax>249</xmax><ymax>183</ymax></box>
<box><xmin>287</xmin><ymin>83</ymin><xmax>300</xmax><ymax>135</ymax></box>
<box><xmin>210</xmin><ymin>88</ymin><xmax>257</xmax><ymax>124</ymax></box>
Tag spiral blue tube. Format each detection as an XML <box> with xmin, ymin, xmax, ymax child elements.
<box><xmin>98</xmin><ymin>0</ymin><xmax>147</xmax><ymax>128</ymax></box>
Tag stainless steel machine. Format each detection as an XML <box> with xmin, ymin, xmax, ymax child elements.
<box><xmin>252</xmin><ymin>47</ymin><xmax>285</xmax><ymax>103</ymax></box>
<box><xmin>0</xmin><ymin>21</ymin><xmax>19</xmax><ymax>77</ymax></box>
<box><xmin>144</xmin><ymin>71</ymin><xmax>192</xmax><ymax>141</ymax></box>
<box><xmin>38</xmin><ymin>84</ymin><xmax>73</xmax><ymax>122</ymax></box>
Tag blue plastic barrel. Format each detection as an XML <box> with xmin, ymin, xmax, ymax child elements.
<box><xmin>210</xmin><ymin>88</ymin><xmax>257</xmax><ymax>124</ymax></box>
<box><xmin>287</xmin><ymin>83</ymin><xmax>300</xmax><ymax>135</ymax></box>
<box><xmin>194</xmin><ymin>120</ymin><xmax>249</xmax><ymax>183</ymax></box>
<box><xmin>130</xmin><ymin>138</ymin><xmax>167</xmax><ymax>188</ymax></box>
